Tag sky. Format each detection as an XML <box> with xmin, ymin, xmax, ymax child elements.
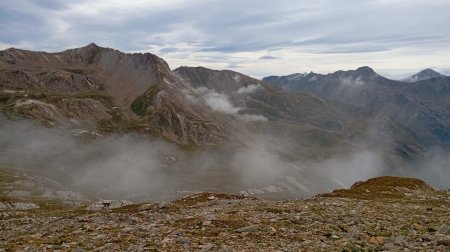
<box><xmin>1</xmin><ymin>0</ymin><xmax>450</xmax><ymax>79</ymax></box>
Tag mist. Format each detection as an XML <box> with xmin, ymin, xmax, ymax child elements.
<box><xmin>194</xmin><ymin>87</ymin><xmax>268</xmax><ymax>122</ymax></box>
<box><xmin>0</xmin><ymin>115</ymin><xmax>449</xmax><ymax>202</ymax></box>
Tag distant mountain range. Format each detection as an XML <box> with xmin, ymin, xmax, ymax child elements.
<box><xmin>263</xmin><ymin>67</ymin><xmax>450</xmax><ymax>150</ymax></box>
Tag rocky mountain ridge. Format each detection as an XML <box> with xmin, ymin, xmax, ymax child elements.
<box><xmin>0</xmin><ymin>43</ymin><xmax>240</xmax><ymax>145</ymax></box>
<box><xmin>263</xmin><ymin>67</ymin><xmax>450</xmax><ymax>150</ymax></box>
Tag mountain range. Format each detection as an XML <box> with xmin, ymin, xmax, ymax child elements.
<box><xmin>263</xmin><ymin>67</ymin><xmax>450</xmax><ymax>150</ymax></box>
<box><xmin>0</xmin><ymin>43</ymin><xmax>449</xmax><ymax>199</ymax></box>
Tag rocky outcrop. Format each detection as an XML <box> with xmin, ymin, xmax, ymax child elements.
<box><xmin>86</xmin><ymin>200</ymin><xmax>132</xmax><ymax>211</ymax></box>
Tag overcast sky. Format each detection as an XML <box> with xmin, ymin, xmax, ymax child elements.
<box><xmin>1</xmin><ymin>0</ymin><xmax>450</xmax><ymax>78</ymax></box>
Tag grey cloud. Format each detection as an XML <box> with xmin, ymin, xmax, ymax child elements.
<box><xmin>159</xmin><ymin>47</ymin><xmax>178</xmax><ymax>54</ymax></box>
<box><xmin>0</xmin><ymin>0</ymin><xmax>450</xmax><ymax>76</ymax></box>
<box><xmin>259</xmin><ymin>55</ymin><xmax>278</xmax><ymax>60</ymax></box>
<box><xmin>226</xmin><ymin>62</ymin><xmax>240</xmax><ymax>69</ymax></box>
<box><xmin>28</xmin><ymin>0</ymin><xmax>80</xmax><ymax>10</ymax></box>
<box><xmin>314</xmin><ymin>46</ymin><xmax>390</xmax><ymax>54</ymax></box>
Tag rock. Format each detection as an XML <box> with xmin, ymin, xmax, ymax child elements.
<box><xmin>202</xmin><ymin>220</ymin><xmax>212</xmax><ymax>226</ymax></box>
<box><xmin>269</xmin><ymin>226</ymin><xmax>277</xmax><ymax>235</ymax></box>
<box><xmin>175</xmin><ymin>237</ymin><xmax>191</xmax><ymax>245</ymax></box>
<box><xmin>171</xmin><ymin>229</ymin><xmax>184</xmax><ymax>236</ymax></box>
<box><xmin>437</xmin><ymin>240</ymin><xmax>450</xmax><ymax>246</ymax></box>
<box><xmin>369</xmin><ymin>236</ymin><xmax>385</xmax><ymax>245</ymax></box>
<box><xmin>384</xmin><ymin>242</ymin><xmax>397</xmax><ymax>250</ymax></box>
<box><xmin>235</xmin><ymin>225</ymin><xmax>259</xmax><ymax>233</ymax></box>
<box><xmin>86</xmin><ymin>200</ymin><xmax>132</xmax><ymax>211</ymax></box>
<box><xmin>412</xmin><ymin>223</ymin><xmax>424</xmax><ymax>231</ymax></box>
<box><xmin>138</xmin><ymin>202</ymin><xmax>168</xmax><ymax>211</ymax></box>
<box><xmin>207</xmin><ymin>196</ymin><xmax>216</xmax><ymax>200</ymax></box>
<box><xmin>198</xmin><ymin>243</ymin><xmax>214</xmax><ymax>251</ymax></box>
<box><xmin>437</xmin><ymin>225</ymin><xmax>450</xmax><ymax>235</ymax></box>
<box><xmin>139</xmin><ymin>203</ymin><xmax>154</xmax><ymax>211</ymax></box>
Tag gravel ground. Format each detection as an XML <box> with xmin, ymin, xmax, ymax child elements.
<box><xmin>1</xmin><ymin>176</ymin><xmax>449</xmax><ymax>251</ymax></box>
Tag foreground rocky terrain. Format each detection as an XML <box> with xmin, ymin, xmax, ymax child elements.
<box><xmin>1</xmin><ymin>176</ymin><xmax>449</xmax><ymax>251</ymax></box>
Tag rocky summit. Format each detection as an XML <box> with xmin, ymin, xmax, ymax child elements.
<box><xmin>1</xmin><ymin>176</ymin><xmax>449</xmax><ymax>251</ymax></box>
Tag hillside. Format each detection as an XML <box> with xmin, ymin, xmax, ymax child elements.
<box><xmin>1</xmin><ymin>176</ymin><xmax>449</xmax><ymax>251</ymax></box>
<box><xmin>0</xmin><ymin>44</ymin><xmax>237</xmax><ymax>145</ymax></box>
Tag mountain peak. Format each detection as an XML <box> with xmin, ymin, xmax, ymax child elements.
<box><xmin>416</xmin><ymin>68</ymin><xmax>442</xmax><ymax>76</ymax></box>
<box><xmin>355</xmin><ymin>66</ymin><xmax>377</xmax><ymax>75</ymax></box>
<box><xmin>84</xmin><ymin>42</ymin><xmax>100</xmax><ymax>49</ymax></box>
<box><xmin>401</xmin><ymin>68</ymin><xmax>444</xmax><ymax>83</ymax></box>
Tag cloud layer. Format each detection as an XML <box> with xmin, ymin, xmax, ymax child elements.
<box><xmin>1</xmin><ymin>0</ymin><xmax>450</xmax><ymax>77</ymax></box>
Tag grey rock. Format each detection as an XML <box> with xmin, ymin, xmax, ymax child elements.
<box><xmin>437</xmin><ymin>224</ymin><xmax>450</xmax><ymax>235</ymax></box>
<box><xmin>235</xmin><ymin>225</ymin><xmax>259</xmax><ymax>233</ymax></box>
<box><xmin>86</xmin><ymin>200</ymin><xmax>132</xmax><ymax>211</ymax></box>
<box><xmin>199</xmin><ymin>243</ymin><xmax>214</xmax><ymax>251</ymax></box>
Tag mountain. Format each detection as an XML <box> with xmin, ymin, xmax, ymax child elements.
<box><xmin>0</xmin><ymin>44</ymin><xmax>444</xmax><ymax>200</ymax></box>
<box><xmin>0</xmin><ymin>45</ymin><xmax>427</xmax><ymax>156</ymax></box>
<box><xmin>0</xmin><ymin>43</ymin><xmax>238</xmax><ymax>145</ymax></box>
<box><xmin>401</xmin><ymin>68</ymin><xmax>445</xmax><ymax>83</ymax></box>
<box><xmin>263</xmin><ymin>67</ymin><xmax>450</xmax><ymax>150</ymax></box>
<box><xmin>0</xmin><ymin>45</ymin><xmax>428</xmax><ymax>160</ymax></box>
<box><xmin>1</xmin><ymin>44</ymin><xmax>375</xmax><ymax>200</ymax></box>
<box><xmin>175</xmin><ymin>66</ymin><xmax>349</xmax><ymax>154</ymax></box>
<box><xmin>264</xmin><ymin>66</ymin><xmax>406</xmax><ymax>107</ymax></box>
<box><xmin>174</xmin><ymin>67</ymin><xmax>429</xmax><ymax>179</ymax></box>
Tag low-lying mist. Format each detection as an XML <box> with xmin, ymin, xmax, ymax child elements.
<box><xmin>0</xmin><ymin>115</ymin><xmax>449</xmax><ymax>202</ymax></box>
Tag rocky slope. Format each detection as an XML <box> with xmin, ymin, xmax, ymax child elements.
<box><xmin>175</xmin><ymin>67</ymin><xmax>350</xmax><ymax>156</ymax></box>
<box><xmin>175</xmin><ymin>66</ymin><xmax>424</xmax><ymax>163</ymax></box>
<box><xmin>0</xmin><ymin>176</ymin><xmax>449</xmax><ymax>251</ymax></box>
<box><xmin>0</xmin><ymin>44</ymin><xmax>237</xmax><ymax>145</ymax></box>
